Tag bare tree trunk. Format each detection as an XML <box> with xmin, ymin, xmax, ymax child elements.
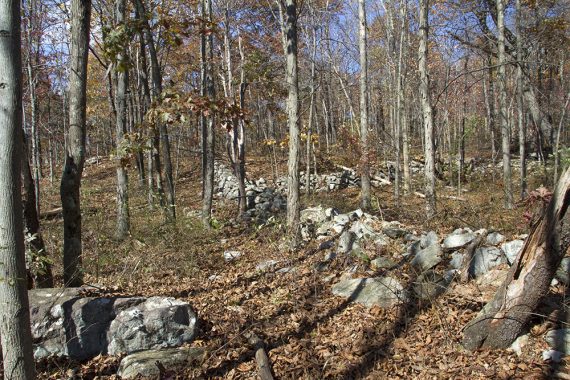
<box><xmin>23</xmin><ymin>133</ymin><xmax>53</xmax><ymax>287</ymax></box>
<box><xmin>306</xmin><ymin>19</ymin><xmax>317</xmax><ymax>195</ymax></box>
<box><xmin>458</xmin><ymin>58</ymin><xmax>468</xmax><ymax>194</ymax></box>
<box><xmin>516</xmin><ymin>0</ymin><xmax>527</xmax><ymax>199</ymax></box>
<box><xmin>135</xmin><ymin>0</ymin><xmax>174</xmax><ymax>221</ymax></box>
<box><xmin>201</xmin><ymin>0</ymin><xmax>215</xmax><ymax>226</ymax></box>
<box><xmin>61</xmin><ymin>0</ymin><xmax>91</xmax><ymax>287</ymax></box>
<box><xmin>419</xmin><ymin>0</ymin><xmax>436</xmax><ymax>218</ymax></box>
<box><xmin>0</xmin><ymin>0</ymin><xmax>36</xmax><ymax>374</ymax></box>
<box><xmin>114</xmin><ymin>0</ymin><xmax>130</xmax><ymax>240</ymax></box>
<box><xmin>284</xmin><ymin>0</ymin><xmax>300</xmax><ymax>242</ymax></box>
<box><xmin>463</xmin><ymin>166</ymin><xmax>570</xmax><ymax>350</ymax></box>
<box><xmin>359</xmin><ymin>0</ymin><xmax>371</xmax><ymax>210</ymax></box>
<box><xmin>497</xmin><ymin>0</ymin><xmax>513</xmax><ymax>209</ymax></box>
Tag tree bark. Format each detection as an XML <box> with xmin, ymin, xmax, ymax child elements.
<box><xmin>418</xmin><ymin>0</ymin><xmax>436</xmax><ymax>218</ymax></box>
<box><xmin>60</xmin><ymin>0</ymin><xmax>91</xmax><ymax>287</ymax></box>
<box><xmin>284</xmin><ymin>0</ymin><xmax>300</xmax><ymax>242</ymax></box>
<box><xmin>463</xmin><ymin>166</ymin><xmax>570</xmax><ymax>350</ymax></box>
<box><xmin>0</xmin><ymin>0</ymin><xmax>36</xmax><ymax>375</ymax></box>
<box><xmin>23</xmin><ymin>133</ymin><xmax>53</xmax><ymax>288</ymax></box>
<box><xmin>134</xmin><ymin>0</ymin><xmax>174</xmax><ymax>221</ymax></box>
<box><xmin>516</xmin><ymin>0</ymin><xmax>526</xmax><ymax>199</ymax></box>
<box><xmin>497</xmin><ymin>0</ymin><xmax>513</xmax><ymax>209</ymax></box>
<box><xmin>359</xmin><ymin>0</ymin><xmax>371</xmax><ymax>210</ymax></box>
<box><xmin>114</xmin><ymin>0</ymin><xmax>130</xmax><ymax>240</ymax></box>
<box><xmin>201</xmin><ymin>0</ymin><xmax>215</xmax><ymax>226</ymax></box>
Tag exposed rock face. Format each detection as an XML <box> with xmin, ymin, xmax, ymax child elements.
<box><xmin>331</xmin><ymin>277</ymin><xmax>408</xmax><ymax>307</ymax></box>
<box><xmin>117</xmin><ymin>347</ymin><xmax>205</xmax><ymax>379</ymax></box>
<box><xmin>29</xmin><ymin>288</ymin><xmax>197</xmax><ymax>360</ymax></box>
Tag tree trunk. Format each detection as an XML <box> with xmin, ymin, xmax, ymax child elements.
<box><xmin>284</xmin><ymin>0</ymin><xmax>300</xmax><ymax>242</ymax></box>
<box><xmin>23</xmin><ymin>133</ymin><xmax>53</xmax><ymax>288</ymax></box>
<box><xmin>463</xmin><ymin>165</ymin><xmax>570</xmax><ymax>350</ymax></box>
<box><xmin>418</xmin><ymin>0</ymin><xmax>436</xmax><ymax>218</ymax></box>
<box><xmin>516</xmin><ymin>0</ymin><xmax>526</xmax><ymax>199</ymax></box>
<box><xmin>497</xmin><ymin>0</ymin><xmax>513</xmax><ymax>209</ymax></box>
<box><xmin>61</xmin><ymin>0</ymin><xmax>91</xmax><ymax>287</ymax></box>
<box><xmin>135</xmin><ymin>0</ymin><xmax>174</xmax><ymax>221</ymax></box>
<box><xmin>0</xmin><ymin>0</ymin><xmax>36</xmax><ymax>375</ymax></box>
<box><xmin>201</xmin><ymin>0</ymin><xmax>215</xmax><ymax>226</ymax></box>
<box><xmin>114</xmin><ymin>0</ymin><xmax>130</xmax><ymax>240</ymax></box>
<box><xmin>359</xmin><ymin>0</ymin><xmax>371</xmax><ymax>210</ymax></box>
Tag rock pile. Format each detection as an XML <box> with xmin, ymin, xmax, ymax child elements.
<box><xmin>295</xmin><ymin>205</ymin><xmax>570</xmax><ymax>308</ymax></box>
<box><xmin>213</xmin><ymin>162</ymin><xmax>286</xmax><ymax>220</ymax></box>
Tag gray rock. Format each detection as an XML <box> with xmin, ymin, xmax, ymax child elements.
<box><xmin>469</xmin><ymin>246</ymin><xmax>506</xmax><ymax>278</ymax></box>
<box><xmin>442</xmin><ymin>229</ymin><xmax>476</xmax><ymax>249</ymax></box>
<box><xmin>405</xmin><ymin>240</ymin><xmax>421</xmax><ymax>257</ymax></box>
<box><xmin>117</xmin><ymin>347</ymin><xmax>205</xmax><ymax>379</ymax></box>
<box><xmin>300</xmin><ymin>206</ymin><xmax>327</xmax><ymax>225</ymax></box>
<box><xmin>509</xmin><ymin>334</ymin><xmax>529</xmax><ymax>357</ymax></box>
<box><xmin>256</xmin><ymin>259</ymin><xmax>279</xmax><ymax>271</ymax></box>
<box><xmin>370</xmin><ymin>256</ymin><xmax>396</xmax><ymax>270</ymax></box>
<box><xmin>337</xmin><ymin>231</ymin><xmax>356</xmax><ymax>254</ymax></box>
<box><xmin>414</xmin><ymin>270</ymin><xmax>449</xmax><ymax>300</ymax></box>
<box><xmin>29</xmin><ymin>288</ymin><xmax>197</xmax><ymax>360</ymax></box>
<box><xmin>318</xmin><ymin>239</ymin><xmax>335</xmax><ymax>250</ymax></box>
<box><xmin>107</xmin><ymin>297</ymin><xmax>197</xmax><ymax>355</ymax></box>
<box><xmin>331</xmin><ymin>277</ymin><xmax>408</xmax><ymax>307</ymax></box>
<box><xmin>556</xmin><ymin>257</ymin><xmax>570</xmax><ymax>285</ymax></box>
<box><xmin>411</xmin><ymin>244</ymin><xmax>443</xmax><ymax>272</ymax></box>
<box><xmin>486</xmin><ymin>232</ymin><xmax>506</xmax><ymax>245</ymax></box>
<box><xmin>542</xmin><ymin>349</ymin><xmax>565</xmax><ymax>363</ymax></box>
<box><xmin>332</xmin><ymin>213</ymin><xmax>350</xmax><ymax>226</ymax></box>
<box><xmin>501</xmin><ymin>240</ymin><xmax>525</xmax><ymax>265</ymax></box>
<box><xmin>349</xmin><ymin>221</ymin><xmax>377</xmax><ymax>239</ymax></box>
<box><xmin>316</xmin><ymin>221</ymin><xmax>335</xmax><ymax>236</ymax></box>
<box><xmin>223</xmin><ymin>250</ymin><xmax>242</xmax><ymax>262</ymax></box>
<box><xmin>383</xmin><ymin>227</ymin><xmax>408</xmax><ymax>239</ymax></box>
<box><xmin>325</xmin><ymin>207</ymin><xmax>340</xmax><ymax>219</ymax></box>
<box><xmin>374</xmin><ymin>234</ymin><xmax>391</xmax><ymax>248</ymax></box>
<box><xmin>449</xmin><ymin>251</ymin><xmax>465</xmax><ymax>269</ymax></box>
<box><xmin>420</xmin><ymin>231</ymin><xmax>439</xmax><ymax>248</ymax></box>
<box><xmin>545</xmin><ymin>329</ymin><xmax>570</xmax><ymax>355</ymax></box>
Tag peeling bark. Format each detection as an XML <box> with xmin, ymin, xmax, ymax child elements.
<box><xmin>462</xmin><ymin>166</ymin><xmax>570</xmax><ymax>350</ymax></box>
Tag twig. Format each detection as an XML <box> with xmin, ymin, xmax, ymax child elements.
<box><xmin>245</xmin><ymin>332</ymin><xmax>274</xmax><ymax>380</ymax></box>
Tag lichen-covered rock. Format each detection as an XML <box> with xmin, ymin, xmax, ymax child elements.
<box><xmin>331</xmin><ymin>277</ymin><xmax>408</xmax><ymax>307</ymax></box>
<box><xmin>469</xmin><ymin>246</ymin><xmax>506</xmax><ymax>278</ymax></box>
<box><xmin>107</xmin><ymin>297</ymin><xmax>197</xmax><ymax>355</ymax></box>
<box><xmin>28</xmin><ymin>288</ymin><xmax>197</xmax><ymax>360</ymax></box>
<box><xmin>442</xmin><ymin>229</ymin><xmax>476</xmax><ymax>250</ymax></box>
<box><xmin>411</xmin><ymin>244</ymin><xmax>443</xmax><ymax>272</ymax></box>
<box><xmin>117</xmin><ymin>347</ymin><xmax>205</xmax><ymax>379</ymax></box>
<box><xmin>501</xmin><ymin>239</ymin><xmax>525</xmax><ymax>265</ymax></box>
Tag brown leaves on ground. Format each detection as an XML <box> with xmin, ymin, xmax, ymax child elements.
<box><xmin>28</xmin><ymin>157</ymin><xmax>568</xmax><ymax>379</ymax></box>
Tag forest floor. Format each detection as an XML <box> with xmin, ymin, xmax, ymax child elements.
<box><xmin>29</xmin><ymin>151</ymin><xmax>570</xmax><ymax>379</ymax></box>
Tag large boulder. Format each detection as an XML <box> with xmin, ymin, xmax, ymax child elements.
<box><xmin>331</xmin><ymin>276</ymin><xmax>408</xmax><ymax>307</ymax></box>
<box><xmin>29</xmin><ymin>288</ymin><xmax>197</xmax><ymax>360</ymax></box>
